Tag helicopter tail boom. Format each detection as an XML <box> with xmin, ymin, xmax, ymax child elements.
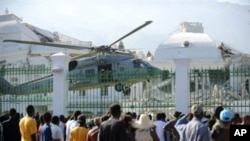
<box><xmin>0</xmin><ymin>76</ymin><xmax>14</xmax><ymax>94</ymax></box>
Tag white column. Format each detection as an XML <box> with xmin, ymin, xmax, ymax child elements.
<box><xmin>174</xmin><ymin>55</ymin><xmax>191</xmax><ymax>114</ymax></box>
<box><xmin>50</xmin><ymin>52</ymin><xmax>70</xmax><ymax>116</ymax></box>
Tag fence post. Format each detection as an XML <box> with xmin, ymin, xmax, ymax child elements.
<box><xmin>51</xmin><ymin>52</ymin><xmax>70</xmax><ymax>116</ymax></box>
<box><xmin>174</xmin><ymin>54</ymin><xmax>191</xmax><ymax>114</ymax></box>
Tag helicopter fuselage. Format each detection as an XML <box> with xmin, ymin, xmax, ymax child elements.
<box><xmin>0</xmin><ymin>54</ymin><xmax>160</xmax><ymax>95</ymax></box>
<box><xmin>68</xmin><ymin>54</ymin><xmax>160</xmax><ymax>93</ymax></box>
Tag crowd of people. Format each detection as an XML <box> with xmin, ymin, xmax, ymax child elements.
<box><xmin>0</xmin><ymin>103</ymin><xmax>249</xmax><ymax>141</ymax></box>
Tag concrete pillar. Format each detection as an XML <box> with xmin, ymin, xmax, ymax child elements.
<box><xmin>50</xmin><ymin>52</ymin><xmax>70</xmax><ymax>116</ymax></box>
<box><xmin>174</xmin><ymin>55</ymin><xmax>191</xmax><ymax>114</ymax></box>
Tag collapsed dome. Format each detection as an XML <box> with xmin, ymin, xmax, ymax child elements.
<box><xmin>152</xmin><ymin>22</ymin><xmax>224</xmax><ymax>68</ymax></box>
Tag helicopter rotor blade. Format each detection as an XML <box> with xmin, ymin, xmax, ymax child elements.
<box><xmin>109</xmin><ymin>20</ymin><xmax>153</xmax><ymax>47</ymax></box>
<box><xmin>3</xmin><ymin>20</ymin><xmax>153</xmax><ymax>60</ymax></box>
<box><xmin>71</xmin><ymin>51</ymin><xmax>98</xmax><ymax>60</ymax></box>
<box><xmin>3</xmin><ymin>39</ymin><xmax>93</xmax><ymax>50</ymax></box>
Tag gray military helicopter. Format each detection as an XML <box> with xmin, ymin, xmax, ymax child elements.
<box><xmin>1</xmin><ymin>21</ymin><xmax>161</xmax><ymax>95</ymax></box>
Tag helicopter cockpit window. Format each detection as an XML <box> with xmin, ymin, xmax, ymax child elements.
<box><xmin>133</xmin><ymin>59</ymin><xmax>149</xmax><ymax>68</ymax></box>
<box><xmin>133</xmin><ymin>59</ymin><xmax>143</xmax><ymax>68</ymax></box>
<box><xmin>141</xmin><ymin>61</ymin><xmax>150</xmax><ymax>67</ymax></box>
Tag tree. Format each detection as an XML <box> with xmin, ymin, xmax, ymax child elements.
<box><xmin>118</xmin><ymin>41</ymin><xmax>125</xmax><ymax>49</ymax></box>
<box><xmin>147</xmin><ymin>51</ymin><xmax>152</xmax><ymax>57</ymax></box>
<box><xmin>146</xmin><ymin>51</ymin><xmax>154</xmax><ymax>61</ymax></box>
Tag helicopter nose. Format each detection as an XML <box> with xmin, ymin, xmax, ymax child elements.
<box><xmin>147</xmin><ymin>67</ymin><xmax>155</xmax><ymax>75</ymax></box>
<box><xmin>147</xmin><ymin>66</ymin><xmax>161</xmax><ymax>76</ymax></box>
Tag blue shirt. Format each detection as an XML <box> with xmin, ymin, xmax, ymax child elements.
<box><xmin>41</xmin><ymin>124</ymin><xmax>53</xmax><ymax>141</ymax></box>
<box><xmin>175</xmin><ymin>115</ymin><xmax>189</xmax><ymax>139</ymax></box>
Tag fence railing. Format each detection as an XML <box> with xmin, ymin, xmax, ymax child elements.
<box><xmin>189</xmin><ymin>67</ymin><xmax>250</xmax><ymax>115</ymax></box>
<box><xmin>0</xmin><ymin>65</ymin><xmax>249</xmax><ymax>118</ymax></box>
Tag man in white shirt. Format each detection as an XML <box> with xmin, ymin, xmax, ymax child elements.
<box><xmin>65</xmin><ymin>111</ymin><xmax>81</xmax><ymax>141</ymax></box>
<box><xmin>51</xmin><ymin>116</ymin><xmax>64</xmax><ymax>141</ymax></box>
<box><xmin>154</xmin><ymin>113</ymin><xmax>170</xmax><ymax>141</ymax></box>
<box><xmin>59</xmin><ymin>115</ymin><xmax>66</xmax><ymax>133</ymax></box>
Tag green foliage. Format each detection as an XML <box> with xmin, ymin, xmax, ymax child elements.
<box><xmin>147</xmin><ymin>51</ymin><xmax>152</xmax><ymax>57</ymax></box>
<box><xmin>161</xmin><ymin>70</ymin><xmax>170</xmax><ymax>80</ymax></box>
<box><xmin>208</xmin><ymin>68</ymin><xmax>230</xmax><ymax>83</ymax></box>
<box><xmin>118</xmin><ymin>41</ymin><xmax>125</xmax><ymax>49</ymax></box>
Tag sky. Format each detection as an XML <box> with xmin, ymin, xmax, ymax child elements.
<box><xmin>0</xmin><ymin>0</ymin><xmax>250</xmax><ymax>54</ymax></box>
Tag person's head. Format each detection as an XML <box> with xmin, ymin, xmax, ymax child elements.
<box><xmin>26</xmin><ymin>105</ymin><xmax>35</xmax><ymax>117</ymax></box>
<box><xmin>186</xmin><ymin>112</ymin><xmax>194</xmax><ymax>122</ymax></box>
<box><xmin>101</xmin><ymin>115</ymin><xmax>109</xmax><ymax>123</ymax></box>
<box><xmin>39</xmin><ymin>115</ymin><xmax>44</xmax><ymax>125</ymax></box>
<box><xmin>242</xmin><ymin>115</ymin><xmax>250</xmax><ymax>125</ymax></box>
<box><xmin>156</xmin><ymin>113</ymin><xmax>161</xmax><ymax>121</ymax></box>
<box><xmin>9</xmin><ymin>108</ymin><xmax>16</xmax><ymax>118</ymax></box>
<box><xmin>220</xmin><ymin>109</ymin><xmax>233</xmax><ymax>124</ymax></box>
<box><xmin>43</xmin><ymin>112</ymin><xmax>52</xmax><ymax>124</ymax></box>
<box><xmin>73</xmin><ymin>110</ymin><xmax>81</xmax><ymax>120</ymax></box>
<box><xmin>203</xmin><ymin>111</ymin><xmax>211</xmax><ymax>119</ymax></box>
<box><xmin>161</xmin><ymin>113</ymin><xmax>166</xmax><ymax>121</ymax></box>
<box><xmin>125</xmin><ymin>112</ymin><xmax>132</xmax><ymax>117</ymax></box>
<box><xmin>52</xmin><ymin>116</ymin><xmax>60</xmax><ymax>125</ymax></box>
<box><xmin>191</xmin><ymin>104</ymin><xmax>203</xmax><ymax>119</ymax></box>
<box><xmin>213</xmin><ymin>106</ymin><xmax>224</xmax><ymax>120</ymax></box>
<box><xmin>231</xmin><ymin>113</ymin><xmax>242</xmax><ymax>125</ymax></box>
<box><xmin>109</xmin><ymin>103</ymin><xmax>122</xmax><ymax>118</ymax></box>
<box><xmin>93</xmin><ymin>117</ymin><xmax>101</xmax><ymax>127</ymax></box>
<box><xmin>234</xmin><ymin>113</ymin><xmax>240</xmax><ymax>119</ymax></box>
<box><xmin>156</xmin><ymin>113</ymin><xmax>166</xmax><ymax>121</ymax></box>
<box><xmin>87</xmin><ymin>120</ymin><xmax>94</xmax><ymax>129</ymax></box>
<box><xmin>120</xmin><ymin>115</ymin><xmax>133</xmax><ymax>128</ymax></box>
<box><xmin>59</xmin><ymin>115</ymin><xmax>66</xmax><ymax>123</ymax></box>
<box><xmin>77</xmin><ymin>114</ymin><xmax>87</xmax><ymax>127</ymax></box>
<box><xmin>174</xmin><ymin>111</ymin><xmax>182</xmax><ymax>119</ymax></box>
<box><xmin>132</xmin><ymin>112</ymin><xmax>137</xmax><ymax>119</ymax></box>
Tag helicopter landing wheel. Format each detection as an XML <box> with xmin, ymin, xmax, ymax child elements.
<box><xmin>122</xmin><ymin>86</ymin><xmax>131</xmax><ymax>96</ymax></box>
<box><xmin>115</xmin><ymin>83</ymin><xmax>123</xmax><ymax>92</ymax></box>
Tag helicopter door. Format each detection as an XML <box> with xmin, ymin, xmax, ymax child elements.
<box><xmin>98</xmin><ymin>64</ymin><xmax>113</xmax><ymax>82</ymax></box>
